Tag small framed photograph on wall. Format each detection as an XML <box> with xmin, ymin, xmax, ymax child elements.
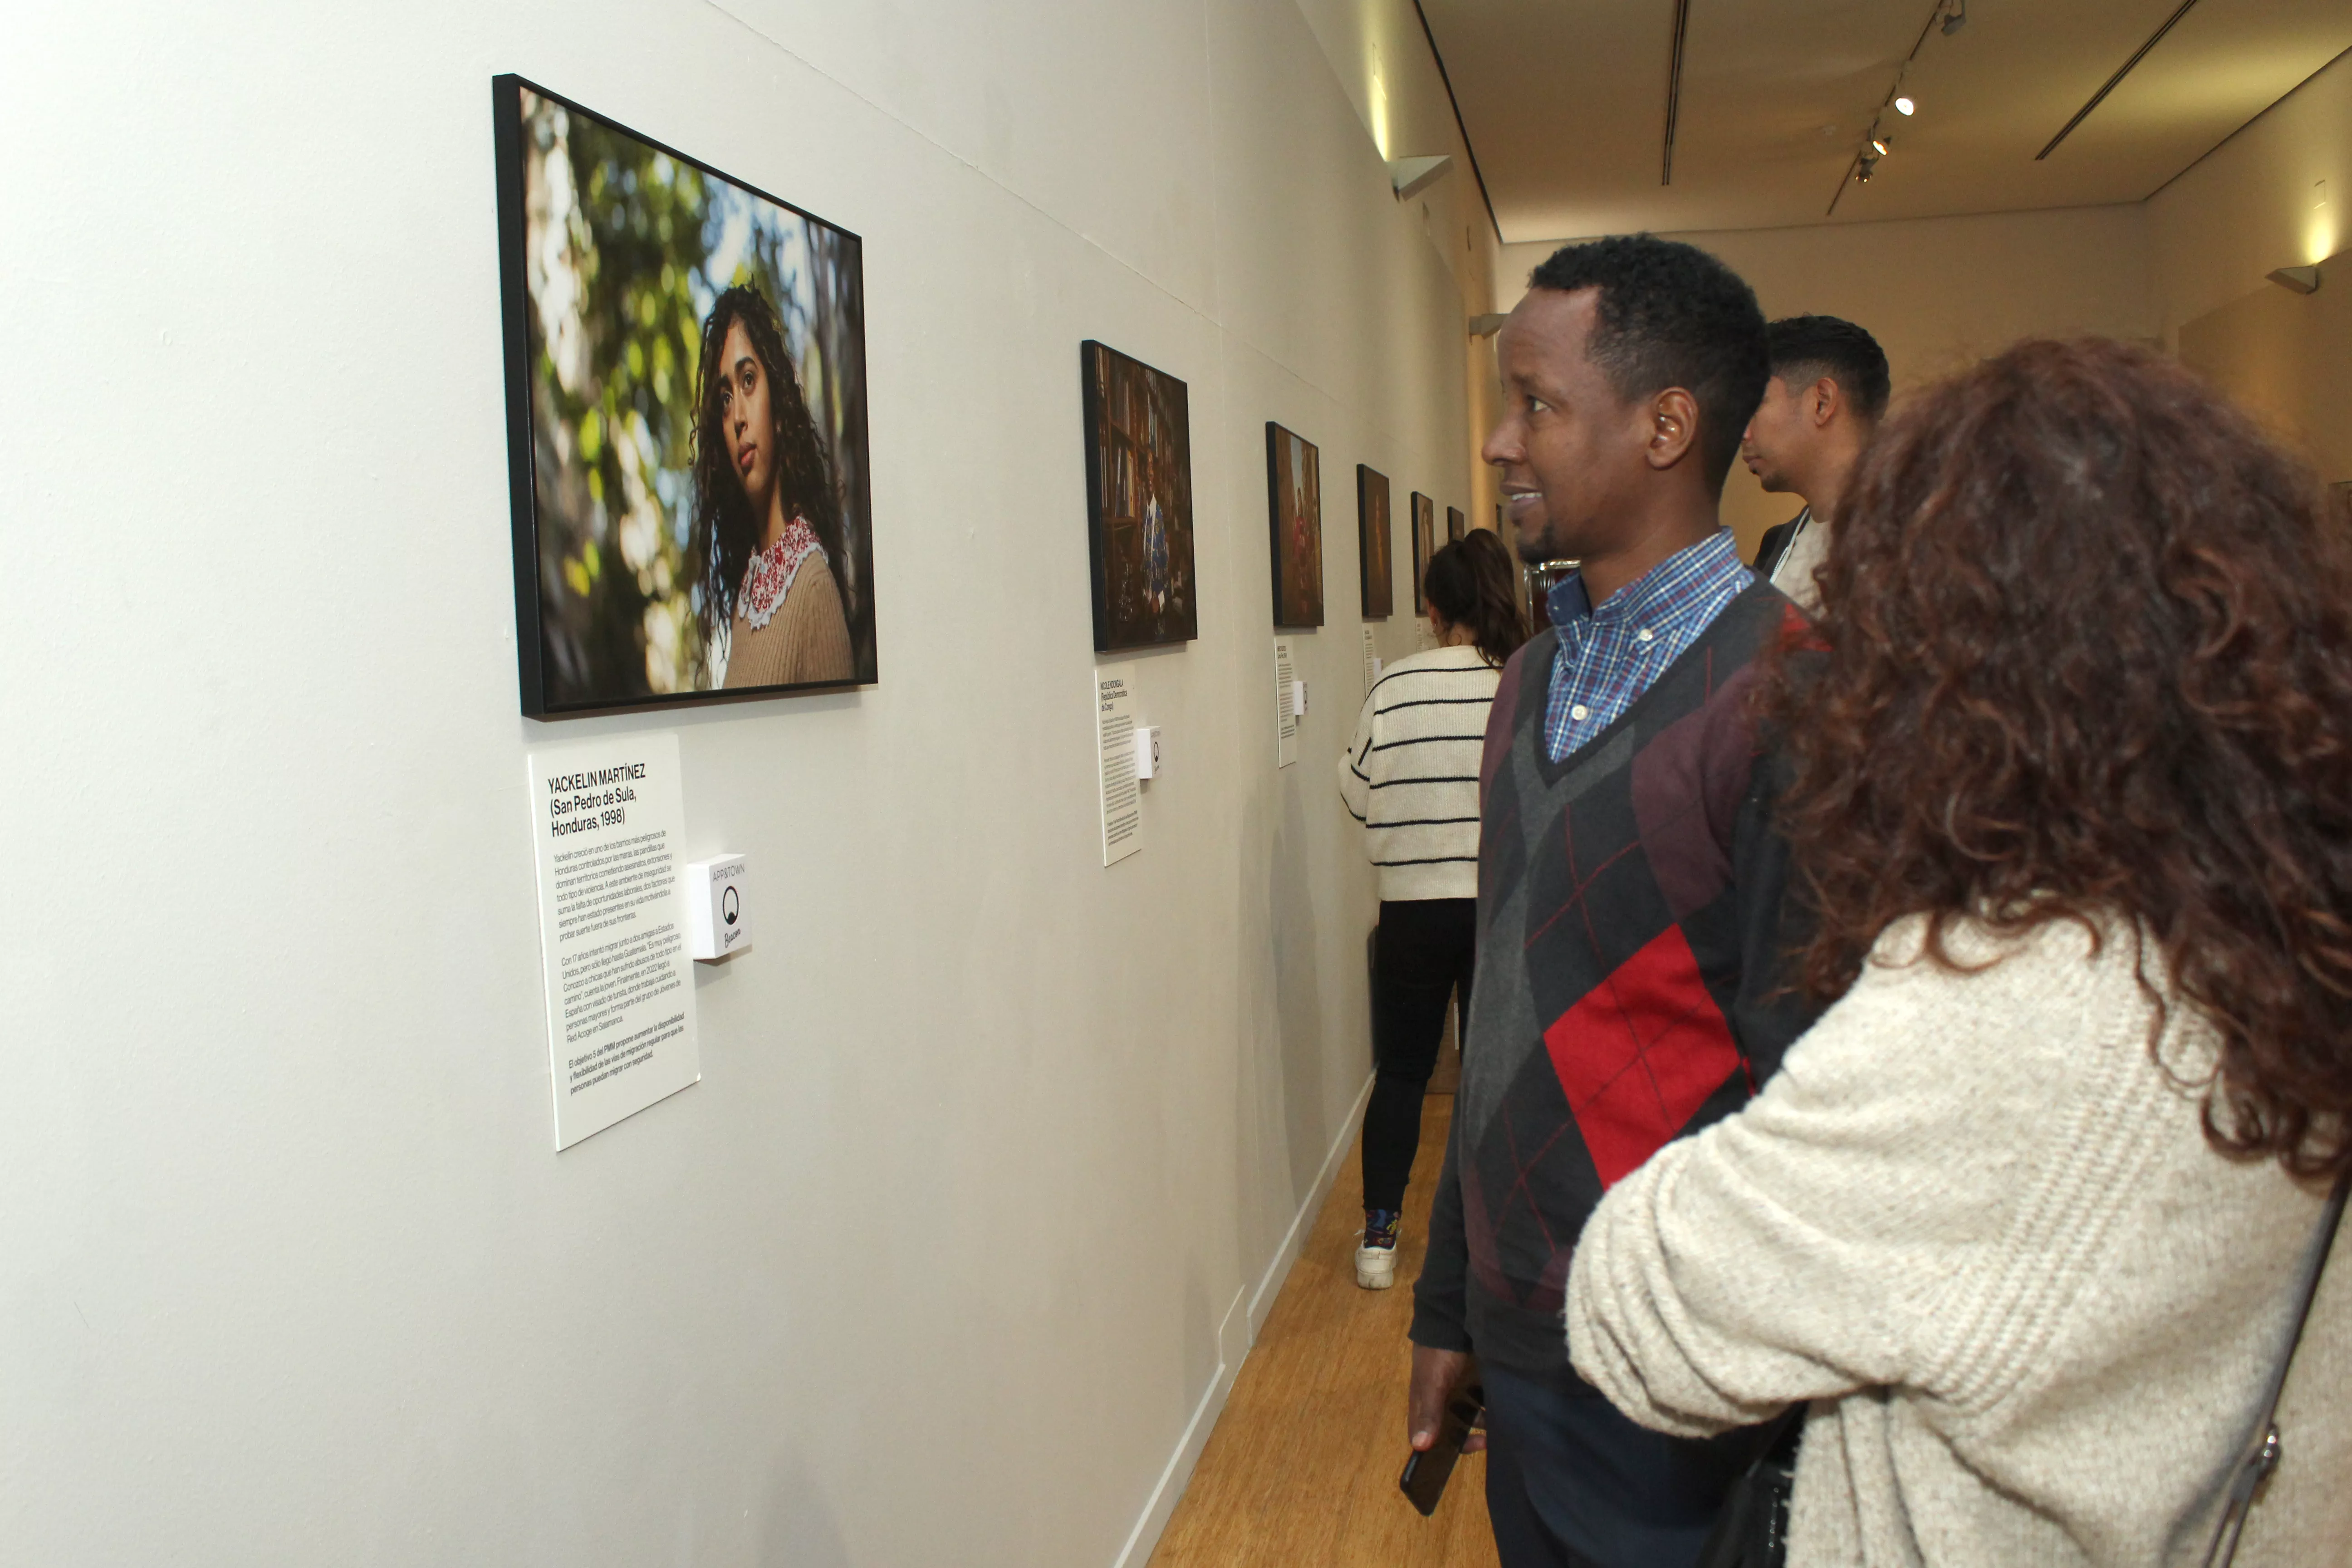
<box><xmin>1357</xmin><ymin>465</ymin><xmax>1392</xmax><ymax>619</ymax></box>
<box><xmin>1447</xmin><ymin>505</ymin><xmax>1466</xmax><ymax>543</ymax></box>
<box><xmin>1410</xmin><ymin>492</ymin><xmax>1436</xmax><ymax>614</ymax></box>
<box><xmin>493</xmin><ymin>75</ymin><xmax>877</xmax><ymax>716</ymax></box>
<box><xmin>1267</xmin><ymin>422</ymin><xmax>1323</xmax><ymax>628</ymax></box>
<box><xmin>1080</xmin><ymin>341</ymin><xmax>1198</xmax><ymax>652</ymax></box>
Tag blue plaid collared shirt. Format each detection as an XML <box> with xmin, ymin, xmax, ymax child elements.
<box><xmin>1544</xmin><ymin>529</ymin><xmax>1754</xmax><ymax>763</ymax></box>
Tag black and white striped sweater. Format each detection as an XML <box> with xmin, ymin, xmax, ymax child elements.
<box><xmin>1338</xmin><ymin>644</ymin><xmax>1501</xmax><ymax>901</ymax></box>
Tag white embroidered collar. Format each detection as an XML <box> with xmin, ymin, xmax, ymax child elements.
<box><xmin>740</xmin><ymin>516</ymin><xmax>824</xmax><ymax>630</ymax></box>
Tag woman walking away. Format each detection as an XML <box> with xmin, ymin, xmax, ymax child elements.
<box><xmin>1567</xmin><ymin>338</ymin><xmax>2352</xmax><ymax>1565</ymax></box>
<box><xmin>1341</xmin><ymin>529</ymin><xmax>1526</xmax><ymax>1289</ymax></box>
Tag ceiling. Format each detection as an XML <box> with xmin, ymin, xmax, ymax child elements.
<box><xmin>1420</xmin><ymin>0</ymin><xmax>2352</xmax><ymax>242</ymax></box>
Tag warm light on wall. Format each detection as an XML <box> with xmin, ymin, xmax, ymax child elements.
<box><xmin>1370</xmin><ymin>49</ymin><xmax>1391</xmax><ymax>159</ymax></box>
<box><xmin>2307</xmin><ymin>180</ymin><xmax>2335</xmax><ymax>266</ymax></box>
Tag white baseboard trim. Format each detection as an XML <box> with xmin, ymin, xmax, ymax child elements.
<box><xmin>1249</xmin><ymin>1071</ymin><xmax>1376</xmax><ymax>1340</ymax></box>
<box><xmin>1107</xmin><ymin>1284</ymin><xmax>1246</xmax><ymax>1568</ymax></box>
<box><xmin>1109</xmin><ymin>1070</ymin><xmax>1376</xmax><ymax>1568</ymax></box>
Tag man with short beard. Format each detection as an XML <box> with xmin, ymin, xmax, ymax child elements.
<box><xmin>1405</xmin><ymin>235</ymin><xmax>1818</xmax><ymax>1568</ymax></box>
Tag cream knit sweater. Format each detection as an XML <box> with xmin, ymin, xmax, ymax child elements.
<box><xmin>1566</xmin><ymin>915</ymin><xmax>2351</xmax><ymax>1567</ymax></box>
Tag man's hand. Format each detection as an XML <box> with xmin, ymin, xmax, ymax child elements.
<box><xmin>1406</xmin><ymin>1345</ymin><xmax>1486</xmax><ymax>1454</ymax></box>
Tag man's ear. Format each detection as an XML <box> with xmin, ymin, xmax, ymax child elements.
<box><xmin>1808</xmin><ymin>377</ymin><xmax>1843</xmax><ymax>429</ymax></box>
<box><xmin>1644</xmin><ymin>387</ymin><xmax>1702</xmax><ymax>470</ymax></box>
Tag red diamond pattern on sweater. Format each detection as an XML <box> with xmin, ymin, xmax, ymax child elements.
<box><xmin>1542</xmin><ymin>923</ymin><xmax>1741</xmax><ymax>1188</ymax></box>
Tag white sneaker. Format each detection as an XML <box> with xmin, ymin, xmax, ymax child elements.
<box><xmin>1356</xmin><ymin>1213</ymin><xmax>1401</xmax><ymax>1289</ymax></box>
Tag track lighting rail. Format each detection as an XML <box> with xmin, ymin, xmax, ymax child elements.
<box><xmin>2036</xmin><ymin>0</ymin><xmax>2207</xmax><ymax>161</ymax></box>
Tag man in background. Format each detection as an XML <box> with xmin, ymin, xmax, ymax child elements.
<box><xmin>1407</xmin><ymin>235</ymin><xmax>1817</xmax><ymax>1568</ymax></box>
<box><xmin>1741</xmin><ymin>314</ymin><xmax>1889</xmax><ymax>612</ymax></box>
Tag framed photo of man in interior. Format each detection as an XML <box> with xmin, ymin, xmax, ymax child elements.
<box><xmin>1357</xmin><ymin>465</ymin><xmax>1393</xmax><ymax>618</ymax></box>
<box><xmin>1267</xmin><ymin>422</ymin><xmax>1323</xmax><ymax>628</ymax></box>
<box><xmin>494</xmin><ymin>75</ymin><xmax>877</xmax><ymax>716</ymax></box>
<box><xmin>1411</xmin><ymin>491</ymin><xmax>1436</xmax><ymax>614</ymax></box>
<box><xmin>1080</xmin><ymin>341</ymin><xmax>1198</xmax><ymax>652</ymax></box>
<box><xmin>1447</xmin><ymin>505</ymin><xmax>1466</xmax><ymax>543</ymax></box>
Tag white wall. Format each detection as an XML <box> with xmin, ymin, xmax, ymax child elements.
<box><xmin>2151</xmin><ymin>46</ymin><xmax>2352</xmax><ymax>483</ymax></box>
<box><xmin>1495</xmin><ymin>206</ymin><xmax>2161</xmax><ymax>548</ymax></box>
<box><xmin>0</xmin><ymin>3</ymin><xmax>1478</xmax><ymax>1563</ymax></box>
<box><xmin>2151</xmin><ymin>46</ymin><xmax>2352</xmax><ymax>335</ymax></box>
<box><xmin>1294</xmin><ymin>0</ymin><xmax>1509</xmax><ymax>530</ymax></box>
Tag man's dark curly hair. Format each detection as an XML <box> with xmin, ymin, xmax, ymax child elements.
<box><xmin>1767</xmin><ymin>337</ymin><xmax>2352</xmax><ymax>1179</ymax></box>
<box><xmin>1527</xmin><ymin>235</ymin><xmax>1768</xmax><ymax>490</ymax></box>
<box><xmin>690</xmin><ymin>284</ymin><xmax>844</xmax><ymax>639</ymax></box>
<box><xmin>1766</xmin><ymin>314</ymin><xmax>1891</xmax><ymax>420</ymax></box>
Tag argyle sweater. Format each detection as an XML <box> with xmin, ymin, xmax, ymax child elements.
<box><xmin>1410</xmin><ymin>580</ymin><xmax>1819</xmax><ymax>1380</ymax></box>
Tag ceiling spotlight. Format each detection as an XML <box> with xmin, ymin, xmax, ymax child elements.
<box><xmin>1895</xmin><ymin>96</ymin><xmax>1916</xmax><ymax>116</ymax></box>
<box><xmin>1941</xmin><ymin>0</ymin><xmax>1967</xmax><ymax>36</ymax></box>
<box><xmin>1856</xmin><ymin>156</ymin><xmax>1878</xmax><ymax>184</ymax></box>
<box><xmin>1872</xmin><ymin>135</ymin><xmax>1891</xmax><ymax>156</ymax></box>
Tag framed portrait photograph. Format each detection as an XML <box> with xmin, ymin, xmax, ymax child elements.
<box><xmin>1080</xmin><ymin>341</ymin><xmax>1197</xmax><ymax>651</ymax></box>
<box><xmin>1267</xmin><ymin>423</ymin><xmax>1323</xmax><ymax>629</ymax></box>
<box><xmin>1357</xmin><ymin>465</ymin><xmax>1392</xmax><ymax>619</ymax></box>
<box><xmin>494</xmin><ymin>76</ymin><xmax>877</xmax><ymax>716</ymax></box>
<box><xmin>1447</xmin><ymin>505</ymin><xmax>1466</xmax><ymax>544</ymax></box>
<box><xmin>1410</xmin><ymin>492</ymin><xmax>1436</xmax><ymax>614</ymax></box>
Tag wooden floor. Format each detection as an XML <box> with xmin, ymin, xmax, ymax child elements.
<box><xmin>1151</xmin><ymin>1088</ymin><xmax>1499</xmax><ymax>1567</ymax></box>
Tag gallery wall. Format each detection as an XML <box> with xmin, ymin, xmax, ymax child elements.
<box><xmin>1295</xmin><ymin>0</ymin><xmax>1507</xmax><ymax>534</ymax></box>
<box><xmin>2152</xmin><ymin>46</ymin><xmax>2352</xmax><ymax>486</ymax></box>
<box><xmin>0</xmin><ymin>3</ymin><xmax>1485</xmax><ymax>1565</ymax></box>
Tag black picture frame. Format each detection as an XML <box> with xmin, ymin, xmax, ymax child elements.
<box><xmin>1410</xmin><ymin>492</ymin><xmax>1436</xmax><ymax>614</ymax></box>
<box><xmin>1446</xmin><ymin>505</ymin><xmax>1466</xmax><ymax>543</ymax></box>
<box><xmin>1079</xmin><ymin>341</ymin><xmax>1197</xmax><ymax>651</ymax></box>
<box><xmin>1357</xmin><ymin>465</ymin><xmax>1393</xmax><ymax>619</ymax></box>
<box><xmin>1267</xmin><ymin>422</ymin><xmax>1323</xmax><ymax>629</ymax></box>
<box><xmin>494</xmin><ymin>74</ymin><xmax>877</xmax><ymax>717</ymax></box>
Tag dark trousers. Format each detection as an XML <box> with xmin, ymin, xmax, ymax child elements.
<box><xmin>1362</xmin><ymin>897</ymin><xmax>1477</xmax><ymax>1214</ymax></box>
<box><xmin>1482</xmin><ymin>1365</ymin><xmax>1761</xmax><ymax>1568</ymax></box>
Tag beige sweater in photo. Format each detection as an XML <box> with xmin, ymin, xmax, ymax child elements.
<box><xmin>1566</xmin><ymin>915</ymin><xmax>2351</xmax><ymax>1567</ymax></box>
<box><xmin>722</xmin><ymin>555</ymin><xmax>855</xmax><ymax>690</ymax></box>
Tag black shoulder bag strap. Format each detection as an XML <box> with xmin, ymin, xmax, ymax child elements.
<box><xmin>2199</xmin><ymin>1166</ymin><xmax>2352</xmax><ymax>1568</ymax></box>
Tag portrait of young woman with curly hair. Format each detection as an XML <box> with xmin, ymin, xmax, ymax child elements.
<box><xmin>692</xmin><ymin>284</ymin><xmax>857</xmax><ymax>690</ymax></box>
<box><xmin>1564</xmin><ymin>338</ymin><xmax>2352</xmax><ymax>1565</ymax></box>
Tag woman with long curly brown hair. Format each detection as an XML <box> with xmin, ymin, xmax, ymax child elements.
<box><xmin>1563</xmin><ymin>338</ymin><xmax>2351</xmax><ymax>1565</ymax></box>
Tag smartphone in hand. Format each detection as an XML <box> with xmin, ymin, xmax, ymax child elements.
<box><xmin>1399</xmin><ymin>1390</ymin><xmax>1484</xmax><ymax>1517</ymax></box>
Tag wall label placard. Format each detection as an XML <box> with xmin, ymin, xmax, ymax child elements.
<box><xmin>1096</xmin><ymin>667</ymin><xmax>1142</xmax><ymax>866</ymax></box>
<box><xmin>1361</xmin><ymin>625</ymin><xmax>1379</xmax><ymax>694</ymax></box>
<box><xmin>1274</xmin><ymin>638</ymin><xmax>1298</xmax><ymax>768</ymax></box>
<box><xmin>526</xmin><ymin>732</ymin><xmax>701</xmax><ymax>1149</ymax></box>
